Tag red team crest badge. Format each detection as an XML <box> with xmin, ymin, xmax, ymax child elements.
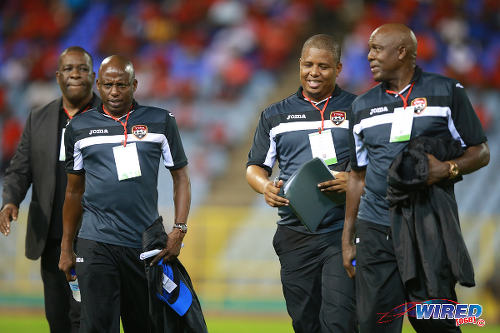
<box><xmin>330</xmin><ymin>111</ymin><xmax>346</xmax><ymax>125</ymax></box>
<box><xmin>132</xmin><ymin>125</ymin><xmax>148</xmax><ymax>139</ymax></box>
<box><xmin>411</xmin><ymin>97</ymin><xmax>427</xmax><ymax>114</ymax></box>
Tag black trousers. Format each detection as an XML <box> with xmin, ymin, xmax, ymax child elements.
<box><xmin>40</xmin><ymin>238</ymin><xmax>80</xmax><ymax>333</ymax></box>
<box><xmin>273</xmin><ymin>225</ymin><xmax>358</xmax><ymax>333</ymax></box>
<box><xmin>76</xmin><ymin>238</ymin><xmax>151</xmax><ymax>333</ymax></box>
<box><xmin>355</xmin><ymin>220</ymin><xmax>461</xmax><ymax>333</ymax></box>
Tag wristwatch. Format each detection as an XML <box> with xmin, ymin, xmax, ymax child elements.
<box><xmin>173</xmin><ymin>223</ymin><xmax>188</xmax><ymax>233</ymax></box>
<box><xmin>446</xmin><ymin>160</ymin><xmax>460</xmax><ymax>179</ymax></box>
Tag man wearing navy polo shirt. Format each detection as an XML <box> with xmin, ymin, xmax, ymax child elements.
<box><xmin>246</xmin><ymin>34</ymin><xmax>357</xmax><ymax>333</ymax></box>
<box><xmin>343</xmin><ymin>24</ymin><xmax>490</xmax><ymax>333</ymax></box>
<box><xmin>58</xmin><ymin>55</ymin><xmax>190</xmax><ymax>332</ymax></box>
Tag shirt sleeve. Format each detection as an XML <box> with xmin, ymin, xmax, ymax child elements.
<box><xmin>246</xmin><ymin>110</ymin><xmax>275</xmax><ymax>176</ymax></box>
<box><xmin>450</xmin><ymin>81</ymin><xmax>487</xmax><ymax>147</ymax></box>
<box><xmin>65</xmin><ymin>122</ymin><xmax>85</xmax><ymax>174</ymax></box>
<box><xmin>349</xmin><ymin>105</ymin><xmax>367</xmax><ymax>171</ymax></box>
<box><xmin>162</xmin><ymin>112</ymin><xmax>188</xmax><ymax>170</ymax></box>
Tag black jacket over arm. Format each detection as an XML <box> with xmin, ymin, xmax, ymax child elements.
<box><xmin>387</xmin><ymin>136</ymin><xmax>475</xmax><ymax>299</ymax></box>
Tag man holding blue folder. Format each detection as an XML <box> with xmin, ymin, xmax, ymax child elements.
<box><xmin>246</xmin><ymin>34</ymin><xmax>357</xmax><ymax>333</ymax></box>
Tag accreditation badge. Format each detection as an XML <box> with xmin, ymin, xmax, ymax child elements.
<box><xmin>308</xmin><ymin>129</ymin><xmax>338</xmax><ymax>165</ymax></box>
<box><xmin>112</xmin><ymin>142</ymin><xmax>142</xmax><ymax>181</ymax></box>
<box><xmin>390</xmin><ymin>106</ymin><xmax>414</xmax><ymax>143</ymax></box>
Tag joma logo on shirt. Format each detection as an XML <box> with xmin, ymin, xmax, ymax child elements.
<box><xmin>89</xmin><ymin>129</ymin><xmax>109</xmax><ymax>135</ymax></box>
<box><xmin>370</xmin><ymin>106</ymin><xmax>388</xmax><ymax>115</ymax></box>
<box><xmin>286</xmin><ymin>114</ymin><xmax>306</xmax><ymax>120</ymax></box>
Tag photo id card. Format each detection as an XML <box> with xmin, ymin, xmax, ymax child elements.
<box><xmin>308</xmin><ymin>129</ymin><xmax>338</xmax><ymax>165</ymax></box>
<box><xmin>390</xmin><ymin>106</ymin><xmax>414</xmax><ymax>143</ymax></box>
<box><xmin>112</xmin><ymin>142</ymin><xmax>142</xmax><ymax>181</ymax></box>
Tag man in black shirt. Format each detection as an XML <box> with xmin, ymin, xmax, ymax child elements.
<box><xmin>0</xmin><ymin>46</ymin><xmax>99</xmax><ymax>333</ymax></box>
<box><xmin>247</xmin><ymin>34</ymin><xmax>357</xmax><ymax>333</ymax></box>
<box><xmin>343</xmin><ymin>23</ymin><xmax>490</xmax><ymax>333</ymax></box>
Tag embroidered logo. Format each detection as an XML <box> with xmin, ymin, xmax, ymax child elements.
<box><xmin>411</xmin><ymin>97</ymin><xmax>427</xmax><ymax>114</ymax></box>
<box><xmin>132</xmin><ymin>125</ymin><xmax>148</xmax><ymax>139</ymax></box>
<box><xmin>330</xmin><ymin>111</ymin><xmax>346</xmax><ymax>125</ymax></box>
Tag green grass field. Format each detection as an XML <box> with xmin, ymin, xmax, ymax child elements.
<box><xmin>0</xmin><ymin>314</ymin><xmax>497</xmax><ymax>332</ymax></box>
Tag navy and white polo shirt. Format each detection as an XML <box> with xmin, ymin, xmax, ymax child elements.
<box><xmin>350</xmin><ymin>66</ymin><xmax>487</xmax><ymax>226</ymax></box>
<box><xmin>247</xmin><ymin>86</ymin><xmax>356</xmax><ymax>234</ymax></box>
<box><xmin>65</xmin><ymin>102</ymin><xmax>188</xmax><ymax>248</ymax></box>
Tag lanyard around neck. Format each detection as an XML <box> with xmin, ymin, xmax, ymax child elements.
<box><xmin>386</xmin><ymin>82</ymin><xmax>415</xmax><ymax>109</ymax></box>
<box><xmin>302</xmin><ymin>92</ymin><xmax>331</xmax><ymax>134</ymax></box>
<box><xmin>102</xmin><ymin>106</ymin><xmax>132</xmax><ymax>147</ymax></box>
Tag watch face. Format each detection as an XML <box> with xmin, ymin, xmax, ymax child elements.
<box><xmin>448</xmin><ymin>162</ymin><xmax>459</xmax><ymax>179</ymax></box>
<box><xmin>175</xmin><ymin>224</ymin><xmax>187</xmax><ymax>232</ymax></box>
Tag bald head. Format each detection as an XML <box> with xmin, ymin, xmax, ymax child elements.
<box><xmin>97</xmin><ymin>55</ymin><xmax>137</xmax><ymax>117</ymax></box>
<box><xmin>371</xmin><ymin>24</ymin><xmax>417</xmax><ymax>64</ymax></box>
<box><xmin>98</xmin><ymin>55</ymin><xmax>135</xmax><ymax>83</ymax></box>
<box><xmin>367</xmin><ymin>23</ymin><xmax>418</xmax><ymax>87</ymax></box>
<box><xmin>301</xmin><ymin>34</ymin><xmax>341</xmax><ymax>63</ymax></box>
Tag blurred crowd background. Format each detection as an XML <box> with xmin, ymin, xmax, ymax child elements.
<box><xmin>0</xmin><ymin>0</ymin><xmax>499</xmax><ymax>325</ymax></box>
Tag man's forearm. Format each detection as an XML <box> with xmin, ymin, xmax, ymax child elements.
<box><xmin>342</xmin><ymin>169</ymin><xmax>366</xmax><ymax>244</ymax></box>
<box><xmin>61</xmin><ymin>192</ymin><xmax>83</xmax><ymax>251</ymax></box>
<box><xmin>246</xmin><ymin>165</ymin><xmax>271</xmax><ymax>194</ymax></box>
<box><xmin>171</xmin><ymin>166</ymin><xmax>191</xmax><ymax>224</ymax></box>
<box><xmin>429</xmin><ymin>142</ymin><xmax>490</xmax><ymax>185</ymax></box>
<box><xmin>61</xmin><ymin>174</ymin><xmax>85</xmax><ymax>251</ymax></box>
<box><xmin>453</xmin><ymin>142</ymin><xmax>489</xmax><ymax>175</ymax></box>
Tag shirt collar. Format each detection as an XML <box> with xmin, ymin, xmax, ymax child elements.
<box><xmin>98</xmin><ymin>100</ymin><xmax>138</xmax><ymax>119</ymax></box>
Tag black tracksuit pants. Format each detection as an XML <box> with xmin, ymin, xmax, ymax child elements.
<box><xmin>273</xmin><ymin>225</ymin><xmax>358</xmax><ymax>333</ymax></box>
<box><xmin>76</xmin><ymin>238</ymin><xmax>151</xmax><ymax>333</ymax></box>
<box><xmin>355</xmin><ymin>219</ymin><xmax>461</xmax><ymax>333</ymax></box>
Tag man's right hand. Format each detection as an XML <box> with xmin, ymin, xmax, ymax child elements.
<box><xmin>58</xmin><ymin>248</ymin><xmax>76</xmax><ymax>282</ymax></box>
<box><xmin>0</xmin><ymin>203</ymin><xmax>18</xmax><ymax>236</ymax></box>
<box><xmin>263</xmin><ymin>179</ymin><xmax>289</xmax><ymax>207</ymax></box>
<box><xmin>342</xmin><ymin>241</ymin><xmax>356</xmax><ymax>279</ymax></box>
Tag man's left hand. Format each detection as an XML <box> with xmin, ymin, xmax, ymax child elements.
<box><xmin>150</xmin><ymin>228</ymin><xmax>185</xmax><ymax>266</ymax></box>
<box><xmin>426</xmin><ymin>153</ymin><xmax>450</xmax><ymax>185</ymax></box>
<box><xmin>318</xmin><ymin>171</ymin><xmax>349</xmax><ymax>193</ymax></box>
